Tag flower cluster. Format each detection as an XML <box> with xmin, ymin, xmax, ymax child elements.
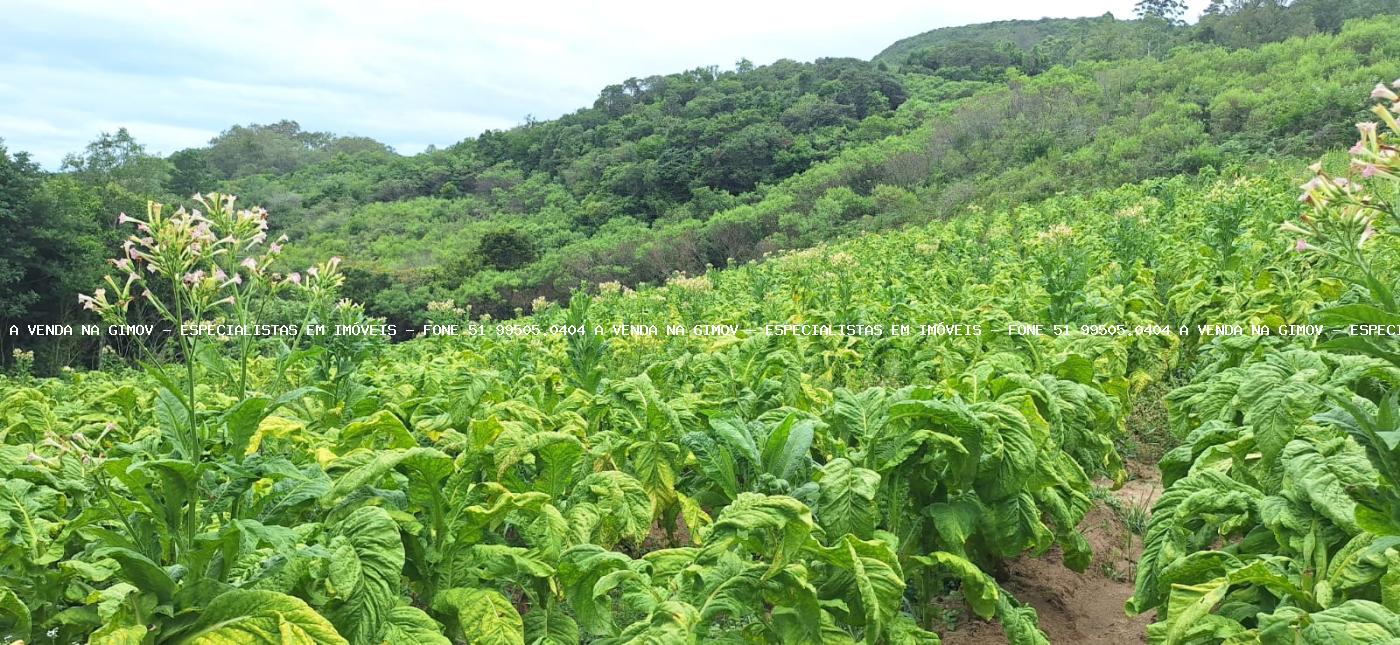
<box><xmin>427</xmin><ymin>299</ymin><xmax>467</xmax><ymax>316</ymax></box>
<box><xmin>598</xmin><ymin>281</ymin><xmax>631</xmax><ymax>296</ymax></box>
<box><xmin>80</xmin><ymin>194</ymin><xmax>355</xmax><ymax>332</ymax></box>
<box><xmin>1035</xmin><ymin>223</ymin><xmax>1075</xmax><ymax>244</ymax></box>
<box><xmin>296</xmin><ymin>255</ymin><xmax>345</xmax><ymax>304</ymax></box>
<box><xmin>1285</xmin><ymin>81</ymin><xmax>1398</xmax><ymax>256</ymax></box>
<box><xmin>80</xmin><ymin>194</ymin><xmax>290</xmax><ymax>325</ymax></box>
<box><xmin>666</xmin><ymin>272</ymin><xmax>713</xmax><ymax>291</ymax></box>
<box><xmin>425</xmin><ymin>299</ymin><xmax>470</xmax><ymax>326</ymax></box>
<box><xmin>8</xmin><ymin>348</ymin><xmax>35</xmax><ymax>379</ymax></box>
<box><xmin>1114</xmin><ymin>204</ymin><xmax>1146</xmax><ymax>220</ymax></box>
<box><xmin>826</xmin><ymin>251</ymin><xmax>856</xmax><ymax>268</ymax></box>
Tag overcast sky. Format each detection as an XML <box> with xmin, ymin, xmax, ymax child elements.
<box><xmin>1</xmin><ymin>0</ymin><xmax>1211</xmax><ymax>168</ymax></box>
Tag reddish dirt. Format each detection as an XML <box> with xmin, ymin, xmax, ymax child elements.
<box><xmin>940</xmin><ymin>464</ymin><xmax>1162</xmax><ymax>644</ymax></box>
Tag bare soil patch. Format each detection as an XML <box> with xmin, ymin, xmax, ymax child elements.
<box><xmin>940</xmin><ymin>463</ymin><xmax>1161</xmax><ymax>644</ymax></box>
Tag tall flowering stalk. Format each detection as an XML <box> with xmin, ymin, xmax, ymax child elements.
<box><xmin>1284</xmin><ymin>83</ymin><xmax>1400</xmax><ymax>534</ymax></box>
<box><xmin>79</xmin><ymin>194</ymin><xmax>336</xmax><ymax>458</ymax></box>
<box><xmin>273</xmin><ymin>254</ymin><xmax>347</xmax><ymax>387</ymax></box>
<box><xmin>1285</xmin><ymin>80</ymin><xmax>1400</xmax><ymax>310</ymax></box>
<box><xmin>1031</xmin><ymin>223</ymin><xmax>1088</xmax><ymax>323</ymax></box>
<box><xmin>78</xmin><ymin>193</ymin><xmax>352</xmax><ymax>568</ymax></box>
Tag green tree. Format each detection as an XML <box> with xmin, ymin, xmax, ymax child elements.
<box><xmin>478</xmin><ymin>226</ymin><xmax>538</xmax><ymax>271</ymax></box>
<box><xmin>0</xmin><ymin>141</ymin><xmax>42</xmax><ymax>319</ymax></box>
<box><xmin>1134</xmin><ymin>0</ymin><xmax>1187</xmax><ymax>23</ymax></box>
<box><xmin>60</xmin><ymin>128</ymin><xmax>171</xmax><ymax>196</ymax></box>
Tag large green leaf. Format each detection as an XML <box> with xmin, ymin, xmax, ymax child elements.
<box><xmin>815</xmin><ymin>458</ymin><xmax>880</xmax><ymax>539</ymax></box>
<box><xmin>996</xmin><ymin>591</ymin><xmax>1051</xmax><ymax>645</ymax></box>
<box><xmin>0</xmin><ymin>588</ymin><xmax>30</xmax><ymax>642</ymax></box>
<box><xmin>432</xmin><ymin>587</ymin><xmax>525</xmax><ymax>645</ymax></box>
<box><xmin>381</xmin><ymin>605</ymin><xmax>450</xmax><ymax>645</ymax></box>
<box><xmin>0</xmin><ymin>478</ymin><xmax>65</xmax><ymax>564</ymax></box>
<box><xmin>681</xmin><ymin>431</ymin><xmax>739</xmax><ymax>500</ymax></box>
<box><xmin>565</xmin><ymin>470</ymin><xmax>653</xmax><ymax>548</ymax></box>
<box><xmin>707</xmin><ymin>416</ymin><xmax>761</xmax><ymax>468</ymax></box>
<box><xmin>320</xmin><ymin>447</ymin><xmax>449</xmax><ymax>508</ymax></box>
<box><xmin>523</xmin><ymin>601</ymin><xmax>580</xmax><ymax>645</ymax></box>
<box><xmin>557</xmin><ymin>545</ymin><xmax>636</xmax><ymax>636</ymax></box>
<box><xmin>807</xmin><ymin>534</ymin><xmax>905</xmax><ymax>642</ymax></box>
<box><xmin>760</xmin><ymin>414</ymin><xmax>817</xmax><ymax>482</ymax></box>
<box><xmin>177</xmin><ymin>589</ymin><xmax>347</xmax><ymax>644</ymax></box>
<box><xmin>626</xmin><ymin>439</ymin><xmax>681</xmax><ymax>513</ymax></box>
<box><xmin>704</xmin><ymin>493</ymin><xmax>815</xmax><ymax>578</ymax></box>
<box><xmin>1281</xmin><ymin>437</ymin><xmax>1375</xmax><ymax>534</ymax></box>
<box><xmin>829</xmin><ymin>387</ymin><xmax>889</xmax><ymax>444</ymax></box>
<box><xmin>1156</xmin><ymin>577</ymin><xmax>1231</xmax><ymax>645</ymax></box>
<box><xmin>1128</xmin><ymin>470</ymin><xmax>1261</xmax><ymax>614</ymax></box>
<box><xmin>339</xmin><ymin>410</ymin><xmax>417</xmax><ymax>451</ymax></box>
<box><xmin>1238</xmin><ymin>352</ymin><xmax>1327</xmax><ymax>476</ymax></box>
<box><xmin>1328</xmin><ymin>533</ymin><xmax>1400</xmax><ymax>593</ymax></box>
<box><xmin>493</xmin><ymin>431</ymin><xmax>583</xmax><ymax>498</ymax></box>
<box><xmin>322</xmin><ymin>506</ymin><xmax>406</xmax><ymax>645</ymax></box>
<box><xmin>95</xmin><ymin>547</ymin><xmax>177</xmax><ymax>604</ymax></box>
<box><xmin>595</xmin><ymin>601</ymin><xmax>699</xmax><ymax>645</ymax></box>
<box><xmin>911</xmin><ymin>551</ymin><xmax>998</xmax><ymax>619</ymax></box>
<box><xmin>1259</xmin><ymin>600</ymin><xmax>1400</xmax><ymax>644</ymax></box>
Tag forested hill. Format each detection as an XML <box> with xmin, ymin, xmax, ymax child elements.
<box><xmin>878</xmin><ymin>0</ymin><xmax>1395</xmax><ymax>68</ymax></box>
<box><xmin>873</xmin><ymin>15</ymin><xmax>1153</xmax><ymax>68</ymax></box>
<box><xmin>3</xmin><ymin>3</ymin><xmax>1400</xmax><ymax>369</ymax></box>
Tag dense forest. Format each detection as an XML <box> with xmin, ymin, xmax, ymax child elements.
<box><xmin>6</xmin><ymin>1</ymin><xmax>1400</xmax><ymax>643</ymax></box>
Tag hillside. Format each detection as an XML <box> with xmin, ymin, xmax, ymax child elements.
<box><xmin>876</xmin><ymin>0</ymin><xmax>1392</xmax><ymax>68</ymax></box>
<box><xmin>3</xmin><ymin>9</ymin><xmax>1399</xmax><ymax>362</ymax></box>
<box><xmin>5</xmin><ymin>4</ymin><xmax>1400</xmax><ymax>643</ymax></box>
<box><xmin>873</xmin><ymin>14</ymin><xmax>1138</xmax><ymax>66</ymax></box>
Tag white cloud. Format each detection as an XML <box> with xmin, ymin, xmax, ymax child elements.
<box><xmin>0</xmin><ymin>0</ymin><xmax>1212</xmax><ymax>167</ymax></box>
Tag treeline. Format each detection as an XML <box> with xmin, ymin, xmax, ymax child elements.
<box><xmin>878</xmin><ymin>0</ymin><xmax>1396</xmax><ymax>81</ymax></box>
<box><xmin>3</xmin><ymin>8</ymin><xmax>1400</xmax><ymax>370</ymax></box>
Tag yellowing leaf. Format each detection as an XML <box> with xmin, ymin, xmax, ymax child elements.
<box><xmin>246</xmin><ymin>415</ymin><xmax>306</xmax><ymax>456</ymax></box>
